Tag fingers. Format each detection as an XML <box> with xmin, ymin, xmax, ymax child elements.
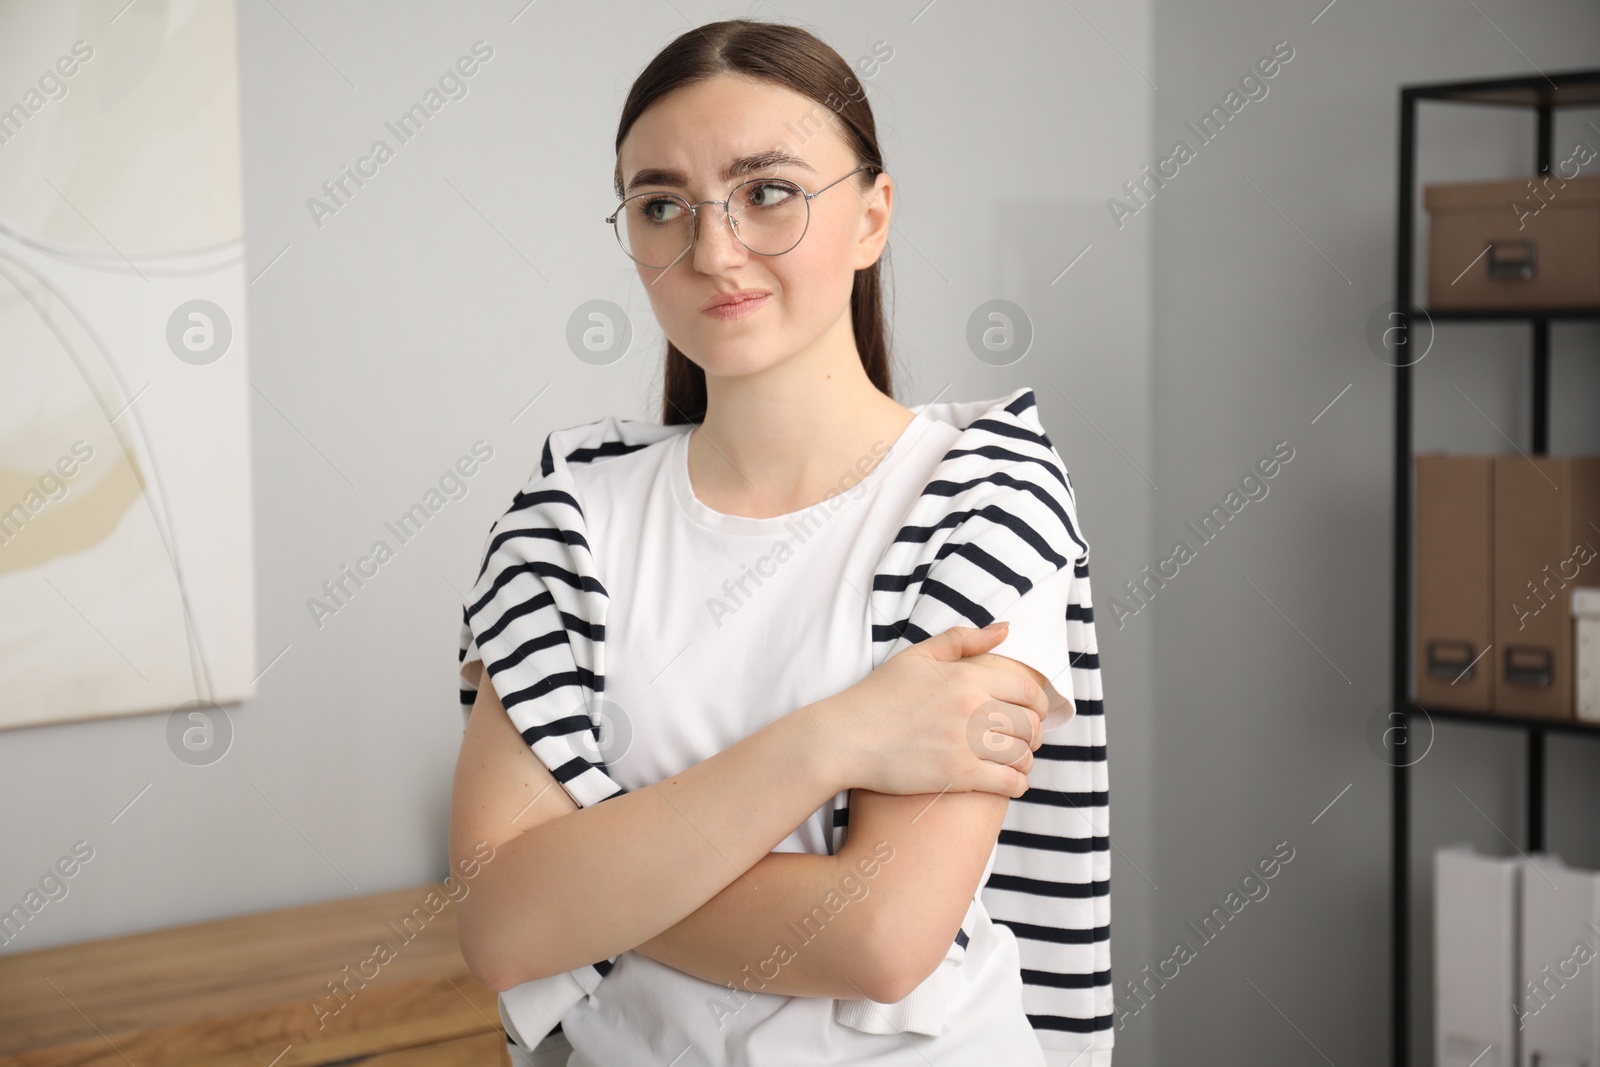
<box><xmin>924</xmin><ymin>622</ymin><xmax>1010</xmax><ymax>661</ymax></box>
<box><xmin>979</xmin><ymin>764</ymin><xmax>1030</xmax><ymax>796</ymax></box>
<box><xmin>969</xmin><ymin>702</ymin><xmax>1038</xmax><ymax>775</ymax></box>
<box><xmin>954</xmin><ymin>655</ymin><xmax>1048</xmax><ymax>724</ymax></box>
<box><xmin>974</xmin><ymin>762</ymin><xmax>1032</xmax><ymax>799</ymax></box>
<box><xmin>991</xmin><ymin>700</ymin><xmax>1044</xmax><ymax>750</ymax></box>
<box><xmin>983</xmin><ymin>661</ymin><xmax>1049</xmax><ymax>720</ymax></box>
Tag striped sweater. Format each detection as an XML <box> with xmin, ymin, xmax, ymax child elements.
<box><xmin>457</xmin><ymin>386</ymin><xmax>1112</xmax><ymax>1061</ymax></box>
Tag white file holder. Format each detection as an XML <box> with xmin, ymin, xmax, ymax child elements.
<box><xmin>1575</xmin><ymin>587</ymin><xmax>1600</xmax><ymax>722</ymax></box>
<box><xmin>1520</xmin><ymin>854</ymin><xmax>1600</xmax><ymax>1067</ymax></box>
<box><xmin>1437</xmin><ymin>845</ymin><xmax>1521</xmax><ymax>1067</ymax></box>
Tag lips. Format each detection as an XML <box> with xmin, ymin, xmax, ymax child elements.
<box><xmin>703</xmin><ymin>289</ymin><xmax>771</xmax><ymax>311</ymax></box>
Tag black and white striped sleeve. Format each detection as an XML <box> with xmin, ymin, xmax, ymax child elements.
<box><xmin>455</xmin><ymin>474</ymin><xmax>627</xmax><ymax>1053</ymax></box>
<box><xmin>459</xmin><ymin>481</ymin><xmax>627</xmax><ymax>810</ymax></box>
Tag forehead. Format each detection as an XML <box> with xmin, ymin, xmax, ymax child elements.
<box><xmin>618</xmin><ymin>74</ymin><xmax>849</xmax><ymax>190</ymax></box>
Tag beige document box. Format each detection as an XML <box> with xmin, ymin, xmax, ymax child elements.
<box><xmin>1424</xmin><ymin>174</ymin><xmax>1600</xmax><ymax>311</ymax></box>
<box><xmin>1415</xmin><ymin>453</ymin><xmax>1495</xmax><ymax>711</ymax></box>
<box><xmin>1491</xmin><ymin>455</ymin><xmax>1600</xmax><ymax>719</ymax></box>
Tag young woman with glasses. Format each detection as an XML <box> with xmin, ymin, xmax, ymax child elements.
<box><xmin>451</xmin><ymin>17</ymin><xmax>1109</xmax><ymax>1067</ymax></box>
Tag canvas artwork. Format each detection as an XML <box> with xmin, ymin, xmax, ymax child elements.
<box><xmin>0</xmin><ymin>0</ymin><xmax>255</xmax><ymax>730</ymax></box>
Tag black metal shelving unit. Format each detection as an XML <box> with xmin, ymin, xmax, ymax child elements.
<box><xmin>1391</xmin><ymin>67</ymin><xmax>1600</xmax><ymax>1067</ymax></box>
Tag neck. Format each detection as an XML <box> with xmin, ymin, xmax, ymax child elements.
<box><xmin>688</xmin><ymin>321</ymin><xmax>914</xmax><ymax>518</ymax></box>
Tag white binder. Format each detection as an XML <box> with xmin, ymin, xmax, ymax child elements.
<box><xmin>1520</xmin><ymin>854</ymin><xmax>1600</xmax><ymax>1067</ymax></box>
<box><xmin>1436</xmin><ymin>845</ymin><xmax>1520</xmax><ymax>1067</ymax></box>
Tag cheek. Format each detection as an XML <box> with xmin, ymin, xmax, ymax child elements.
<box><xmin>641</xmin><ymin>214</ymin><xmax>859</xmax><ymax>335</ymax></box>
<box><xmin>773</xmin><ymin>225</ymin><xmax>857</xmax><ymax>311</ymax></box>
<box><xmin>639</xmin><ymin>268</ymin><xmax>701</xmax><ymax>327</ymax></box>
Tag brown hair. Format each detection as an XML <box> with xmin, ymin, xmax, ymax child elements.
<box><xmin>612</xmin><ymin>19</ymin><xmax>894</xmax><ymax>426</ymax></box>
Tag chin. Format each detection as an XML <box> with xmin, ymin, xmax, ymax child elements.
<box><xmin>683</xmin><ymin>342</ymin><xmax>788</xmax><ymax>379</ymax></box>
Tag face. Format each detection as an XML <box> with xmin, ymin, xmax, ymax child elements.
<box><xmin>614</xmin><ymin>74</ymin><xmax>890</xmax><ymax>380</ymax></box>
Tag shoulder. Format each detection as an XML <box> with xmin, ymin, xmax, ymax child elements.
<box><xmin>465</xmin><ymin>415</ymin><xmax>618</xmax><ymax>591</ymax></box>
<box><xmin>873</xmin><ymin>389</ymin><xmax>1090</xmax><ymax>651</ymax></box>
<box><xmin>484</xmin><ymin>414</ymin><xmax>687</xmax><ymax>533</ymax></box>
<box><xmin>923</xmin><ymin>387</ymin><xmax>1088</xmax><ymax>567</ymax></box>
<box><xmin>538</xmin><ymin>412</ymin><xmax>687</xmax><ymax>480</ymax></box>
<box><xmin>567</xmin><ymin>428</ymin><xmax>681</xmax><ymax>516</ymax></box>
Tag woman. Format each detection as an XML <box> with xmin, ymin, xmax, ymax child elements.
<box><xmin>449</xmin><ymin>18</ymin><xmax>1111</xmax><ymax>1066</ymax></box>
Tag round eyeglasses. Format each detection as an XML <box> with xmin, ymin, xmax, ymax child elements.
<box><xmin>605</xmin><ymin>163</ymin><xmax>879</xmax><ymax>270</ymax></box>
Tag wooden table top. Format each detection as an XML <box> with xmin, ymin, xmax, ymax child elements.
<box><xmin>0</xmin><ymin>882</ymin><xmax>506</xmax><ymax>1066</ymax></box>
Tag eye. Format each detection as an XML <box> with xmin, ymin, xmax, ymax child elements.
<box><xmin>637</xmin><ymin>196</ymin><xmax>685</xmax><ymax>223</ymax></box>
<box><xmin>744</xmin><ymin>182</ymin><xmax>799</xmax><ymax>209</ymax></box>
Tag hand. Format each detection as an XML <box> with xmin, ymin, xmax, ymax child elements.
<box><xmin>808</xmin><ymin>623</ymin><xmax>1048</xmax><ymax>799</ymax></box>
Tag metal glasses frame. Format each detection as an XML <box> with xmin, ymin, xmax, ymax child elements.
<box><xmin>605</xmin><ymin>162</ymin><xmax>879</xmax><ymax>269</ymax></box>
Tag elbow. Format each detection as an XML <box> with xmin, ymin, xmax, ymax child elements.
<box><xmin>457</xmin><ymin>904</ymin><xmax>544</xmax><ymax>993</ymax></box>
<box><xmin>468</xmin><ymin>949</ymin><xmax>551</xmax><ymax>994</ymax></box>
<box><xmin>859</xmin><ymin>921</ymin><xmax>942</xmax><ymax>1005</ymax></box>
<box><xmin>464</xmin><ymin>940</ymin><xmax>566</xmax><ymax>994</ymax></box>
<box><xmin>843</xmin><ymin>959</ymin><xmax>902</xmax><ymax>1006</ymax></box>
<box><xmin>473</xmin><ymin>964</ymin><xmax>514</xmax><ymax>995</ymax></box>
<box><xmin>868</xmin><ymin>956</ymin><xmax>937</xmax><ymax>1006</ymax></box>
<box><xmin>867</xmin><ymin>967</ymin><xmax>917</xmax><ymax>1007</ymax></box>
<box><xmin>459</xmin><ymin>932</ymin><xmax>516</xmax><ymax>993</ymax></box>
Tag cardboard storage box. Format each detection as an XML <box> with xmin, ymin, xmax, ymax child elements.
<box><xmin>1416</xmin><ymin>454</ymin><xmax>1495</xmax><ymax>711</ymax></box>
<box><xmin>1424</xmin><ymin>174</ymin><xmax>1600</xmax><ymax>310</ymax></box>
<box><xmin>1492</xmin><ymin>456</ymin><xmax>1600</xmax><ymax>719</ymax></box>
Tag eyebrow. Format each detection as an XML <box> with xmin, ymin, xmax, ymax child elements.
<box><xmin>624</xmin><ymin>150</ymin><xmax>815</xmax><ymax>194</ymax></box>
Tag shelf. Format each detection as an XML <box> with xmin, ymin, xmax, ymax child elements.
<box><xmin>1409</xmin><ymin>701</ymin><xmax>1600</xmax><ymax>737</ymax></box>
<box><xmin>1402</xmin><ymin>66</ymin><xmax>1600</xmax><ymax>108</ymax></box>
<box><xmin>1391</xmin><ymin>63</ymin><xmax>1600</xmax><ymax>1067</ymax></box>
<box><xmin>1418</xmin><ymin>305</ymin><xmax>1600</xmax><ymax>323</ymax></box>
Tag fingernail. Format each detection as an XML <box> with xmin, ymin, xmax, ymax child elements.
<box><xmin>983</xmin><ymin>621</ymin><xmax>1009</xmax><ymax>631</ymax></box>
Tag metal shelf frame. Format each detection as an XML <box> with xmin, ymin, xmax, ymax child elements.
<box><xmin>1390</xmin><ymin>65</ymin><xmax>1600</xmax><ymax>1067</ymax></box>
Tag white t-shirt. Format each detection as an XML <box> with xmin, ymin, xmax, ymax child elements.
<box><xmin>553</xmin><ymin>407</ymin><xmax>1067</xmax><ymax>1065</ymax></box>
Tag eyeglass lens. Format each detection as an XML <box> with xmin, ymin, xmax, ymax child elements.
<box><xmin>615</xmin><ymin>179</ymin><xmax>808</xmax><ymax>267</ymax></box>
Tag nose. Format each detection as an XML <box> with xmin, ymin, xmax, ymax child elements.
<box><xmin>690</xmin><ymin>202</ymin><xmax>747</xmax><ymax>272</ymax></box>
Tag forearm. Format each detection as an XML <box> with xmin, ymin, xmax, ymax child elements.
<box><xmin>632</xmin><ymin>842</ymin><xmax>893</xmax><ymax>1001</ymax></box>
<box><xmin>633</xmin><ymin>790</ymin><xmax>1006</xmax><ymax>1004</ymax></box>
<box><xmin>464</xmin><ymin>704</ymin><xmax>847</xmax><ymax>990</ymax></box>
<box><xmin>638</xmin><ymin>787</ymin><xmax>1007</xmax><ymax>1003</ymax></box>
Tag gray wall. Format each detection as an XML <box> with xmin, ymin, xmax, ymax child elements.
<box><xmin>1146</xmin><ymin>2</ymin><xmax>1600</xmax><ymax>1065</ymax></box>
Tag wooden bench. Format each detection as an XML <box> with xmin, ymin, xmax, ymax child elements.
<box><xmin>0</xmin><ymin>884</ymin><xmax>511</xmax><ymax>1066</ymax></box>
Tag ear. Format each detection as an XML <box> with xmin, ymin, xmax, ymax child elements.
<box><xmin>853</xmin><ymin>170</ymin><xmax>893</xmax><ymax>271</ymax></box>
